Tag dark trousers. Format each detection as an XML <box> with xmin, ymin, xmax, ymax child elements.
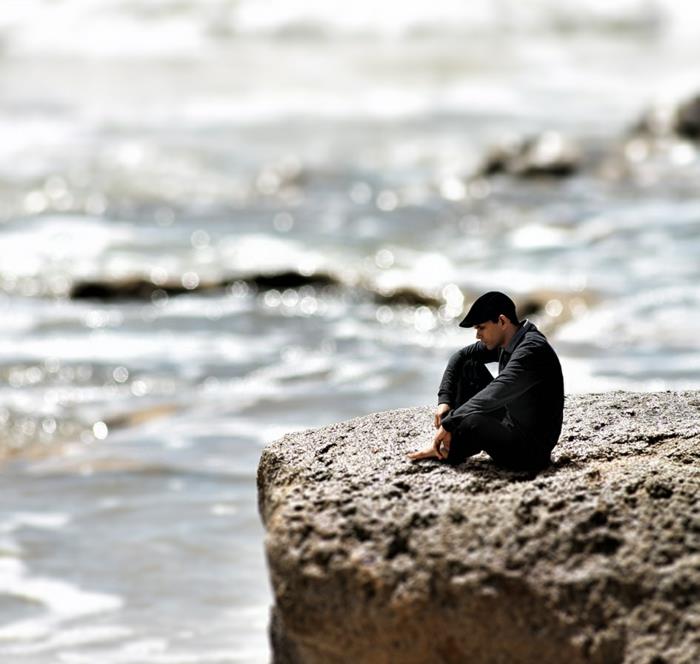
<box><xmin>442</xmin><ymin>360</ymin><xmax>549</xmax><ymax>471</ymax></box>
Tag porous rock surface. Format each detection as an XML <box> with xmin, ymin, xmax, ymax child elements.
<box><xmin>257</xmin><ymin>392</ymin><xmax>700</xmax><ymax>664</ymax></box>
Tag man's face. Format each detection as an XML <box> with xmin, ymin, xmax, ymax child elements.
<box><xmin>474</xmin><ymin>318</ymin><xmax>505</xmax><ymax>350</ymax></box>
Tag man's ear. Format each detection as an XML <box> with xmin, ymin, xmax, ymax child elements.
<box><xmin>498</xmin><ymin>314</ymin><xmax>507</xmax><ymax>327</ymax></box>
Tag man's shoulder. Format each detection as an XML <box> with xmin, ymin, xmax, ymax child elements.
<box><xmin>517</xmin><ymin>324</ymin><xmax>559</xmax><ymax>357</ymax></box>
<box><xmin>523</xmin><ymin>324</ymin><xmax>547</xmax><ymax>344</ymax></box>
<box><xmin>516</xmin><ymin>321</ymin><xmax>544</xmax><ymax>344</ymax></box>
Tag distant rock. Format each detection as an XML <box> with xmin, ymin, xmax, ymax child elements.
<box><xmin>258</xmin><ymin>391</ymin><xmax>700</xmax><ymax>663</ymax></box>
<box><xmin>478</xmin><ymin>132</ymin><xmax>581</xmax><ymax>178</ymax></box>
<box><xmin>372</xmin><ymin>287</ymin><xmax>442</xmax><ymax>308</ymax></box>
<box><xmin>247</xmin><ymin>271</ymin><xmax>337</xmax><ymax>291</ymax></box>
<box><xmin>674</xmin><ymin>95</ymin><xmax>700</xmax><ymax>140</ymax></box>
<box><xmin>69</xmin><ymin>271</ymin><xmax>339</xmax><ymax>301</ymax></box>
<box><xmin>630</xmin><ymin>104</ymin><xmax>676</xmax><ymax>139</ymax></box>
<box><xmin>69</xmin><ymin>271</ymin><xmax>450</xmax><ymax>310</ymax></box>
<box><xmin>70</xmin><ymin>279</ymin><xmax>189</xmax><ymax>301</ymax></box>
<box><xmin>631</xmin><ymin>94</ymin><xmax>700</xmax><ymax>141</ymax></box>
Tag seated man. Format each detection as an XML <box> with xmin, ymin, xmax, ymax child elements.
<box><xmin>408</xmin><ymin>291</ymin><xmax>564</xmax><ymax>470</ymax></box>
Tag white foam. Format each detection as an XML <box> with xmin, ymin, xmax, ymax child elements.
<box><xmin>0</xmin><ymin>511</ymin><xmax>72</xmax><ymax>532</ymax></box>
<box><xmin>0</xmin><ymin>0</ymin><xmax>695</xmax><ymax>62</ymax></box>
<box><xmin>0</xmin><ymin>558</ymin><xmax>123</xmax><ymax>645</ymax></box>
<box><xmin>0</xmin><ymin>215</ymin><xmax>133</xmax><ymax>280</ymax></box>
<box><xmin>2</xmin><ymin>625</ymin><xmax>132</xmax><ymax>657</ymax></box>
<box><xmin>558</xmin><ymin>356</ymin><xmax>625</xmax><ymax>394</ymax></box>
<box><xmin>55</xmin><ymin>646</ymin><xmax>261</xmax><ymax>664</ymax></box>
<box><xmin>217</xmin><ymin>234</ymin><xmax>330</xmax><ymax>278</ymax></box>
<box><xmin>509</xmin><ymin>224</ymin><xmax>570</xmax><ymax>251</ymax></box>
<box><xmin>3</xmin><ymin>0</ymin><xmax>206</xmax><ymax>59</ymax></box>
<box><xmin>556</xmin><ymin>285</ymin><xmax>700</xmax><ymax>350</ymax></box>
<box><xmin>0</xmin><ymin>117</ymin><xmax>79</xmax><ymax>173</ymax></box>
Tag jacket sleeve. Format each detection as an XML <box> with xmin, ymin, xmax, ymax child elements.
<box><xmin>440</xmin><ymin>340</ymin><xmax>542</xmax><ymax>431</ymax></box>
<box><xmin>437</xmin><ymin>342</ymin><xmax>499</xmax><ymax>405</ymax></box>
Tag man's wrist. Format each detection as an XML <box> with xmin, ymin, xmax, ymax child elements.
<box><xmin>440</xmin><ymin>416</ymin><xmax>454</xmax><ymax>433</ymax></box>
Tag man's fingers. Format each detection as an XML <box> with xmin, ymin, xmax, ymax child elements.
<box><xmin>433</xmin><ymin>428</ymin><xmax>453</xmax><ymax>460</ymax></box>
<box><xmin>409</xmin><ymin>426</ymin><xmax>453</xmax><ymax>462</ymax></box>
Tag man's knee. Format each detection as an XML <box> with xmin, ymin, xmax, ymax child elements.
<box><xmin>454</xmin><ymin>360</ymin><xmax>493</xmax><ymax>408</ymax></box>
<box><xmin>461</xmin><ymin>360</ymin><xmax>493</xmax><ymax>388</ymax></box>
<box><xmin>455</xmin><ymin>412</ymin><xmax>493</xmax><ymax>436</ymax></box>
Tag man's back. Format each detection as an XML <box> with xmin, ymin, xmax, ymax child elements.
<box><xmin>498</xmin><ymin>321</ymin><xmax>564</xmax><ymax>451</ymax></box>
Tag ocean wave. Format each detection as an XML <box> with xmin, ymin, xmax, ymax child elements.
<box><xmin>0</xmin><ymin>0</ymin><xmax>683</xmax><ymax>60</ymax></box>
<box><xmin>0</xmin><ymin>557</ymin><xmax>123</xmax><ymax>649</ymax></box>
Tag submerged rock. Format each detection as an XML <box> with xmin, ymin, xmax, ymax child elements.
<box><xmin>674</xmin><ymin>95</ymin><xmax>700</xmax><ymax>140</ymax></box>
<box><xmin>247</xmin><ymin>271</ymin><xmax>338</xmax><ymax>290</ymax></box>
<box><xmin>258</xmin><ymin>391</ymin><xmax>700</xmax><ymax>664</ymax></box>
<box><xmin>478</xmin><ymin>132</ymin><xmax>581</xmax><ymax>178</ymax></box>
<box><xmin>70</xmin><ymin>279</ymin><xmax>190</xmax><ymax>300</ymax></box>
<box><xmin>68</xmin><ymin>271</ymin><xmax>460</xmax><ymax>314</ymax></box>
<box><xmin>372</xmin><ymin>287</ymin><xmax>443</xmax><ymax>308</ymax></box>
<box><xmin>69</xmin><ymin>271</ymin><xmax>339</xmax><ymax>301</ymax></box>
<box><xmin>631</xmin><ymin>94</ymin><xmax>700</xmax><ymax>142</ymax></box>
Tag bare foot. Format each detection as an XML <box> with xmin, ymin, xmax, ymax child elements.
<box><xmin>407</xmin><ymin>445</ymin><xmax>440</xmax><ymax>461</ymax></box>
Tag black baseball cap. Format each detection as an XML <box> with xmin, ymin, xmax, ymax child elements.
<box><xmin>459</xmin><ymin>291</ymin><xmax>519</xmax><ymax>328</ymax></box>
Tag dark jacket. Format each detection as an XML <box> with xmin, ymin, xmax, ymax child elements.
<box><xmin>438</xmin><ymin>320</ymin><xmax>564</xmax><ymax>452</ymax></box>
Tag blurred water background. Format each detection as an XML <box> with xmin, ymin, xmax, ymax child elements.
<box><xmin>2</xmin><ymin>0</ymin><xmax>700</xmax><ymax>662</ymax></box>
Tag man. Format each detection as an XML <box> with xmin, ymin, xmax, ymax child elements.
<box><xmin>408</xmin><ymin>291</ymin><xmax>564</xmax><ymax>470</ymax></box>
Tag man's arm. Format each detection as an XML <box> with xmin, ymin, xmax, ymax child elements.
<box><xmin>440</xmin><ymin>340</ymin><xmax>542</xmax><ymax>433</ymax></box>
<box><xmin>433</xmin><ymin>403</ymin><xmax>451</xmax><ymax>429</ymax></box>
<box><xmin>437</xmin><ymin>341</ymin><xmax>499</xmax><ymax>405</ymax></box>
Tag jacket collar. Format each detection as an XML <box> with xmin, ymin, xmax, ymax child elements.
<box><xmin>504</xmin><ymin>319</ymin><xmax>533</xmax><ymax>354</ymax></box>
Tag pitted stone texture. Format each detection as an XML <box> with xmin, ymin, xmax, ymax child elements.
<box><xmin>257</xmin><ymin>392</ymin><xmax>700</xmax><ymax>664</ymax></box>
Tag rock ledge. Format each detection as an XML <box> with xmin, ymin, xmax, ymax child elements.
<box><xmin>258</xmin><ymin>392</ymin><xmax>700</xmax><ymax>664</ymax></box>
